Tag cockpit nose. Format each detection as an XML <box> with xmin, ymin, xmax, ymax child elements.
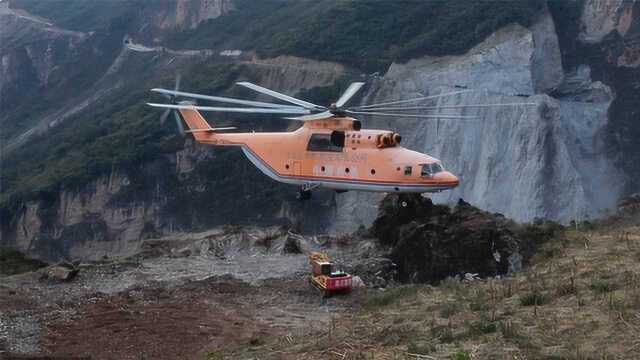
<box><xmin>434</xmin><ymin>171</ymin><xmax>459</xmax><ymax>187</ymax></box>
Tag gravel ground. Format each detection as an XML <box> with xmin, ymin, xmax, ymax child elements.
<box><xmin>0</xmin><ymin>228</ymin><xmax>386</xmax><ymax>359</ymax></box>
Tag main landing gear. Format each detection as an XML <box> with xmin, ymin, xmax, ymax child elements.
<box><xmin>296</xmin><ymin>183</ymin><xmax>317</xmax><ymax>200</ymax></box>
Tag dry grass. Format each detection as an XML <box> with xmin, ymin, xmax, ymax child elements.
<box><xmin>223</xmin><ymin>224</ymin><xmax>640</xmax><ymax>359</ymax></box>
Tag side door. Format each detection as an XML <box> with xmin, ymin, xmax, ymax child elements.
<box><xmin>292</xmin><ymin>161</ymin><xmax>302</xmax><ymax>176</ymax></box>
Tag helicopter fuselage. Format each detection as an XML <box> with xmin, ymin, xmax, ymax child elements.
<box><xmin>180</xmin><ymin>110</ymin><xmax>459</xmax><ymax>193</ymax></box>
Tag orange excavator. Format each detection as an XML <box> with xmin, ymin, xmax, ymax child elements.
<box><xmin>308</xmin><ymin>252</ymin><xmax>352</xmax><ymax>297</ymax></box>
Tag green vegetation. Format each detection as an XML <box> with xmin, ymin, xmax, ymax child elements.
<box><xmin>0</xmin><ymin>247</ymin><xmax>47</xmax><ymax>275</ymax></box>
<box><xmin>407</xmin><ymin>341</ymin><xmax>436</xmax><ymax>355</ymax></box>
<box><xmin>449</xmin><ymin>349</ymin><xmax>472</xmax><ymax>360</ymax></box>
<box><xmin>518</xmin><ymin>291</ymin><xmax>550</xmax><ymax>306</ymax></box>
<box><xmin>0</xmin><ymin>63</ymin><xmax>242</xmax><ymax>210</ymax></box>
<box><xmin>365</xmin><ymin>285</ymin><xmax>422</xmax><ymax>308</ymax></box>
<box><xmin>11</xmin><ymin>0</ymin><xmax>143</xmax><ymax>32</ymax></box>
<box><xmin>468</xmin><ymin>320</ymin><xmax>498</xmax><ymax>335</ymax></box>
<box><xmin>15</xmin><ymin>0</ymin><xmax>544</xmax><ymax>73</ymax></box>
<box><xmin>590</xmin><ymin>280</ymin><xmax>615</xmax><ymax>294</ymax></box>
<box><xmin>166</xmin><ymin>0</ymin><xmax>545</xmax><ymax>72</ymax></box>
<box><xmin>3</xmin><ymin>0</ymin><xmax>138</xmax><ymax>141</ymax></box>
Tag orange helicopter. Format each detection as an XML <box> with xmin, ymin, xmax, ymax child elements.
<box><xmin>148</xmin><ymin>80</ymin><xmax>529</xmax><ymax>199</ymax></box>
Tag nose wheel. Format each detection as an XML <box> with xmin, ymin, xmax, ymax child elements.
<box><xmin>297</xmin><ymin>183</ymin><xmax>317</xmax><ymax>200</ymax></box>
<box><xmin>297</xmin><ymin>189</ymin><xmax>312</xmax><ymax>200</ymax></box>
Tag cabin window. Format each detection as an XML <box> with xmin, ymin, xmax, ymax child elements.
<box><xmin>307</xmin><ymin>133</ymin><xmax>343</xmax><ymax>152</ymax></box>
<box><xmin>421</xmin><ymin>162</ymin><xmax>444</xmax><ymax>177</ymax></box>
<box><xmin>371</xmin><ymin>169</ymin><xmax>376</xmax><ymax>175</ymax></box>
<box><xmin>404</xmin><ymin>166</ymin><xmax>412</xmax><ymax>175</ymax></box>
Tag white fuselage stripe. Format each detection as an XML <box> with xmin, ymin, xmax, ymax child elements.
<box><xmin>241</xmin><ymin>147</ymin><xmax>452</xmax><ymax>193</ymax></box>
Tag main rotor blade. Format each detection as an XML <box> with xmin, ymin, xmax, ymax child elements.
<box><xmin>345</xmin><ymin>110</ymin><xmax>478</xmax><ymax>119</ymax></box>
<box><xmin>236</xmin><ymin>81</ymin><xmax>325</xmax><ymax>110</ymax></box>
<box><xmin>159</xmin><ymin>108</ymin><xmax>171</xmax><ymax>124</ymax></box>
<box><xmin>335</xmin><ymin>82</ymin><xmax>365</xmax><ymax>108</ymax></box>
<box><xmin>352</xmin><ymin>90</ymin><xmax>471</xmax><ymax>110</ymax></box>
<box><xmin>357</xmin><ymin>102</ymin><xmax>537</xmax><ymax>111</ymax></box>
<box><xmin>174</xmin><ymin>73</ymin><xmax>181</xmax><ymax>91</ymax></box>
<box><xmin>147</xmin><ymin>103</ymin><xmax>311</xmax><ymax>114</ymax></box>
<box><xmin>284</xmin><ymin>110</ymin><xmax>334</xmax><ymax>121</ymax></box>
<box><xmin>173</xmin><ymin>111</ymin><xmax>185</xmax><ymax>134</ymax></box>
<box><xmin>151</xmin><ymin>88</ymin><xmax>300</xmax><ymax>109</ymax></box>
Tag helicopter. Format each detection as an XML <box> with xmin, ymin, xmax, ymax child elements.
<box><xmin>148</xmin><ymin>79</ymin><xmax>531</xmax><ymax>199</ymax></box>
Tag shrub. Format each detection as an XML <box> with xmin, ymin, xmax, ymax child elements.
<box><xmin>439</xmin><ymin>301</ymin><xmax>461</xmax><ymax>319</ymax></box>
<box><xmin>0</xmin><ymin>248</ymin><xmax>47</xmax><ymax>275</ymax></box>
<box><xmin>365</xmin><ymin>285</ymin><xmax>421</xmax><ymax>308</ymax></box>
<box><xmin>449</xmin><ymin>349</ymin><xmax>471</xmax><ymax>360</ymax></box>
<box><xmin>519</xmin><ymin>292</ymin><xmax>550</xmax><ymax>307</ymax></box>
<box><xmin>407</xmin><ymin>341</ymin><xmax>436</xmax><ymax>355</ymax></box>
<box><xmin>468</xmin><ymin>321</ymin><xmax>499</xmax><ymax>335</ymax></box>
<box><xmin>590</xmin><ymin>280</ymin><xmax>615</xmax><ymax>294</ymax></box>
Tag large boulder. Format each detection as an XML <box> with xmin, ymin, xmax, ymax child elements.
<box><xmin>41</xmin><ymin>262</ymin><xmax>79</xmax><ymax>282</ymax></box>
<box><xmin>372</xmin><ymin>194</ymin><xmax>557</xmax><ymax>283</ymax></box>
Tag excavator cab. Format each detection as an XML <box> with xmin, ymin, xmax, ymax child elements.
<box><xmin>308</xmin><ymin>252</ymin><xmax>352</xmax><ymax>297</ymax></box>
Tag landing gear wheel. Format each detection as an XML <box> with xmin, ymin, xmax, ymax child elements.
<box><xmin>297</xmin><ymin>189</ymin><xmax>312</xmax><ymax>200</ymax></box>
<box><xmin>396</xmin><ymin>194</ymin><xmax>410</xmax><ymax>208</ymax></box>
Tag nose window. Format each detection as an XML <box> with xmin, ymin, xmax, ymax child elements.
<box><xmin>421</xmin><ymin>162</ymin><xmax>444</xmax><ymax>177</ymax></box>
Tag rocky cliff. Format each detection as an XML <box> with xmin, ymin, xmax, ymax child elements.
<box><xmin>332</xmin><ymin>6</ymin><xmax>624</xmax><ymax>233</ymax></box>
<box><xmin>4</xmin><ymin>55</ymin><xmax>348</xmax><ymax>261</ymax></box>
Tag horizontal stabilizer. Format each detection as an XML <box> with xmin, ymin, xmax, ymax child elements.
<box><xmin>184</xmin><ymin>127</ymin><xmax>237</xmax><ymax>133</ymax></box>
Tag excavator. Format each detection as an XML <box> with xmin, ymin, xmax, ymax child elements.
<box><xmin>308</xmin><ymin>252</ymin><xmax>352</xmax><ymax>297</ymax></box>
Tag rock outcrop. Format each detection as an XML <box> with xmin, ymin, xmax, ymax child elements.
<box><xmin>372</xmin><ymin>194</ymin><xmax>562</xmax><ymax>283</ymax></box>
<box><xmin>331</xmin><ymin>7</ymin><xmax>623</xmax><ymax>233</ymax></box>
<box><xmin>0</xmin><ymin>2</ymin><xmax>89</xmax><ymax>109</ymax></box>
<box><xmin>579</xmin><ymin>0</ymin><xmax>635</xmax><ymax>43</ymax></box>
<box><xmin>149</xmin><ymin>0</ymin><xmax>233</xmax><ymax>30</ymax></box>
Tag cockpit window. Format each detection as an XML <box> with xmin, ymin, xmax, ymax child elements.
<box><xmin>421</xmin><ymin>162</ymin><xmax>444</xmax><ymax>177</ymax></box>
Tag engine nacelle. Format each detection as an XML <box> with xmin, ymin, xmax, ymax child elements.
<box><xmin>376</xmin><ymin>132</ymin><xmax>402</xmax><ymax>148</ymax></box>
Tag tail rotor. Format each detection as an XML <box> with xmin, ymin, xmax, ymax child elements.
<box><xmin>158</xmin><ymin>74</ymin><xmax>186</xmax><ymax>135</ymax></box>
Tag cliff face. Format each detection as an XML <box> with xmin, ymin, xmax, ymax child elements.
<box><xmin>0</xmin><ymin>2</ymin><xmax>88</xmax><ymax>116</ymax></box>
<box><xmin>331</xmin><ymin>7</ymin><xmax>624</xmax><ymax>233</ymax></box>
<box><xmin>4</xmin><ymin>53</ymin><xmax>347</xmax><ymax>261</ymax></box>
<box><xmin>145</xmin><ymin>0</ymin><xmax>233</xmax><ymax>31</ymax></box>
<box><xmin>579</xmin><ymin>0</ymin><xmax>634</xmax><ymax>43</ymax></box>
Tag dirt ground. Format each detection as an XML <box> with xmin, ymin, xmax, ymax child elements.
<box><xmin>45</xmin><ymin>278</ymin><xmax>361</xmax><ymax>359</ymax></box>
<box><xmin>0</xmin><ymin>228</ymin><xmax>374</xmax><ymax>359</ymax></box>
<box><xmin>1</xmin><ymin>269</ymin><xmax>363</xmax><ymax>360</ymax></box>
